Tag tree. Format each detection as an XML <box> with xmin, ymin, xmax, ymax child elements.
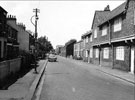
<box><xmin>37</xmin><ymin>36</ymin><xmax>53</xmax><ymax>55</ymax></box>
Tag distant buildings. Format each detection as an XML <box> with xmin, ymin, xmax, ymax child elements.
<box><xmin>59</xmin><ymin>39</ymin><xmax>76</xmax><ymax>58</ymax></box>
<box><xmin>55</xmin><ymin>45</ymin><xmax>63</xmax><ymax>55</ymax></box>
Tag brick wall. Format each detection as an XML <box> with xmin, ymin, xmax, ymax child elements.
<box><xmin>100</xmin><ymin>45</ymin><xmax>113</xmax><ymax>68</ymax></box>
<box><xmin>113</xmin><ymin>42</ymin><xmax>130</xmax><ymax>71</ymax></box>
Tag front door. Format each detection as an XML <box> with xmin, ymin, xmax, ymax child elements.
<box><xmin>130</xmin><ymin>48</ymin><xmax>135</xmax><ymax>74</ymax></box>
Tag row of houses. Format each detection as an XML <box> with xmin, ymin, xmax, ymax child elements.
<box><xmin>0</xmin><ymin>6</ymin><xmax>35</xmax><ymax>62</ymax></box>
<box><xmin>57</xmin><ymin>0</ymin><xmax>135</xmax><ymax>74</ymax></box>
<box><xmin>0</xmin><ymin>6</ymin><xmax>36</xmax><ymax>88</ymax></box>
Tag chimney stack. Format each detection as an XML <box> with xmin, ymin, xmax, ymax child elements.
<box><xmin>17</xmin><ymin>23</ymin><xmax>26</xmax><ymax>30</ymax></box>
<box><xmin>7</xmin><ymin>14</ymin><xmax>17</xmax><ymax>24</ymax></box>
<box><xmin>104</xmin><ymin>5</ymin><xmax>110</xmax><ymax>11</ymax></box>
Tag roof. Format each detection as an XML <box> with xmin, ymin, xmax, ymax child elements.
<box><xmin>65</xmin><ymin>39</ymin><xmax>77</xmax><ymax>46</ymax></box>
<box><xmin>0</xmin><ymin>6</ymin><xmax>7</xmax><ymax>13</ymax></box>
<box><xmin>81</xmin><ymin>30</ymin><xmax>92</xmax><ymax>38</ymax></box>
<box><xmin>91</xmin><ymin>10</ymin><xmax>111</xmax><ymax>29</ymax></box>
<box><xmin>7</xmin><ymin>23</ymin><xmax>18</xmax><ymax>32</ymax></box>
<box><xmin>75</xmin><ymin>40</ymin><xmax>83</xmax><ymax>44</ymax></box>
<box><xmin>98</xmin><ymin>2</ymin><xmax>126</xmax><ymax>26</ymax></box>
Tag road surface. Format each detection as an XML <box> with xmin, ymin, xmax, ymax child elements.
<box><xmin>38</xmin><ymin>56</ymin><xmax>134</xmax><ymax>100</ymax></box>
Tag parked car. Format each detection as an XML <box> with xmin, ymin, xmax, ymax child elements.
<box><xmin>48</xmin><ymin>53</ymin><xmax>57</xmax><ymax>62</ymax></box>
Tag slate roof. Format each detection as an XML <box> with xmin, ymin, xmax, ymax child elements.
<box><xmin>0</xmin><ymin>6</ymin><xmax>7</xmax><ymax>13</ymax></box>
<box><xmin>99</xmin><ymin>2</ymin><xmax>126</xmax><ymax>26</ymax></box>
<box><xmin>91</xmin><ymin>10</ymin><xmax>111</xmax><ymax>29</ymax></box>
<box><xmin>81</xmin><ymin>30</ymin><xmax>92</xmax><ymax>38</ymax></box>
<box><xmin>65</xmin><ymin>39</ymin><xmax>77</xmax><ymax>46</ymax></box>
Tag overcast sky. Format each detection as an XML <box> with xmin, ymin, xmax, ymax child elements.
<box><xmin>1</xmin><ymin>0</ymin><xmax>125</xmax><ymax>48</ymax></box>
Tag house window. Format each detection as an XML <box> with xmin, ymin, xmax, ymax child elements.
<box><xmin>86</xmin><ymin>37</ymin><xmax>88</xmax><ymax>43</ymax></box>
<box><xmin>90</xmin><ymin>35</ymin><xmax>92</xmax><ymax>42</ymax></box>
<box><xmin>86</xmin><ymin>50</ymin><xmax>88</xmax><ymax>57</ymax></box>
<box><xmin>114</xmin><ymin>18</ymin><xmax>122</xmax><ymax>32</ymax></box>
<box><xmin>95</xmin><ymin>48</ymin><xmax>99</xmax><ymax>58</ymax></box>
<box><xmin>116</xmin><ymin>46</ymin><xmax>124</xmax><ymax>60</ymax></box>
<box><xmin>102</xmin><ymin>26</ymin><xmax>107</xmax><ymax>36</ymax></box>
<box><xmin>94</xmin><ymin>29</ymin><xmax>97</xmax><ymax>38</ymax></box>
<box><xmin>103</xmin><ymin>48</ymin><xmax>109</xmax><ymax>59</ymax></box>
<box><xmin>90</xmin><ymin>48</ymin><xmax>93</xmax><ymax>58</ymax></box>
<box><xmin>83</xmin><ymin>39</ymin><xmax>85</xmax><ymax>48</ymax></box>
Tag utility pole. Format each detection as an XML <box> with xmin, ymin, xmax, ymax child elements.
<box><xmin>33</xmin><ymin>8</ymin><xmax>40</xmax><ymax>41</ymax></box>
<box><xmin>32</xmin><ymin>8</ymin><xmax>40</xmax><ymax>73</ymax></box>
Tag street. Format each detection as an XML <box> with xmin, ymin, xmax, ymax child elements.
<box><xmin>38</xmin><ymin>56</ymin><xmax>134</xmax><ymax>100</ymax></box>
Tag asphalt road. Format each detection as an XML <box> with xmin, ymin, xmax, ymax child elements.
<box><xmin>39</xmin><ymin>56</ymin><xmax>134</xmax><ymax>100</ymax></box>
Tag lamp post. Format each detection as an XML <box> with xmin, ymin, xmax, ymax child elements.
<box><xmin>31</xmin><ymin>8</ymin><xmax>40</xmax><ymax>73</ymax></box>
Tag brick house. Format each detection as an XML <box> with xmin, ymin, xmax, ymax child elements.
<box><xmin>91</xmin><ymin>0</ymin><xmax>135</xmax><ymax>74</ymax></box>
<box><xmin>73</xmin><ymin>40</ymin><xmax>82</xmax><ymax>60</ymax></box>
<box><xmin>0</xmin><ymin>6</ymin><xmax>7</xmax><ymax>61</ymax></box>
<box><xmin>65</xmin><ymin>39</ymin><xmax>76</xmax><ymax>58</ymax></box>
<box><xmin>6</xmin><ymin>23</ymin><xmax>19</xmax><ymax>59</ymax></box>
<box><xmin>7</xmin><ymin>16</ymin><xmax>33</xmax><ymax>53</ymax></box>
<box><xmin>81</xmin><ymin>31</ymin><xmax>92</xmax><ymax>62</ymax></box>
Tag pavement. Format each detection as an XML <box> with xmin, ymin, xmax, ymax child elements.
<box><xmin>0</xmin><ymin>59</ymin><xmax>48</xmax><ymax>100</ymax></box>
<box><xmin>65</xmin><ymin>56</ymin><xmax>135</xmax><ymax>85</ymax></box>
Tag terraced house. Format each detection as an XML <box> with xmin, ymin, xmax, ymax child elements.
<box><xmin>91</xmin><ymin>0</ymin><xmax>135</xmax><ymax>74</ymax></box>
<box><xmin>81</xmin><ymin>31</ymin><xmax>92</xmax><ymax>62</ymax></box>
<box><xmin>0</xmin><ymin>6</ymin><xmax>7</xmax><ymax>61</ymax></box>
<box><xmin>74</xmin><ymin>40</ymin><xmax>83</xmax><ymax>60</ymax></box>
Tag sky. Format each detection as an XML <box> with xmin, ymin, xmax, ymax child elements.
<box><xmin>0</xmin><ymin>0</ymin><xmax>125</xmax><ymax>49</ymax></box>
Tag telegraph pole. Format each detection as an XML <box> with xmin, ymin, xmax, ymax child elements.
<box><xmin>33</xmin><ymin>8</ymin><xmax>40</xmax><ymax>40</ymax></box>
<box><xmin>33</xmin><ymin>8</ymin><xmax>40</xmax><ymax>73</ymax></box>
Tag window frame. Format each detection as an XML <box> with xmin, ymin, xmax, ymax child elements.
<box><xmin>116</xmin><ymin>46</ymin><xmax>124</xmax><ymax>61</ymax></box>
<box><xmin>94</xmin><ymin>29</ymin><xmax>97</xmax><ymax>38</ymax></box>
<box><xmin>86</xmin><ymin>37</ymin><xmax>89</xmax><ymax>43</ymax></box>
<box><xmin>113</xmin><ymin>17</ymin><xmax>122</xmax><ymax>32</ymax></box>
<box><xmin>103</xmin><ymin>47</ymin><xmax>109</xmax><ymax>59</ymax></box>
<box><xmin>101</xmin><ymin>25</ymin><xmax>107</xmax><ymax>36</ymax></box>
<box><xmin>95</xmin><ymin>48</ymin><xmax>99</xmax><ymax>58</ymax></box>
<box><xmin>90</xmin><ymin>48</ymin><xmax>93</xmax><ymax>58</ymax></box>
<box><xmin>90</xmin><ymin>35</ymin><xmax>92</xmax><ymax>42</ymax></box>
